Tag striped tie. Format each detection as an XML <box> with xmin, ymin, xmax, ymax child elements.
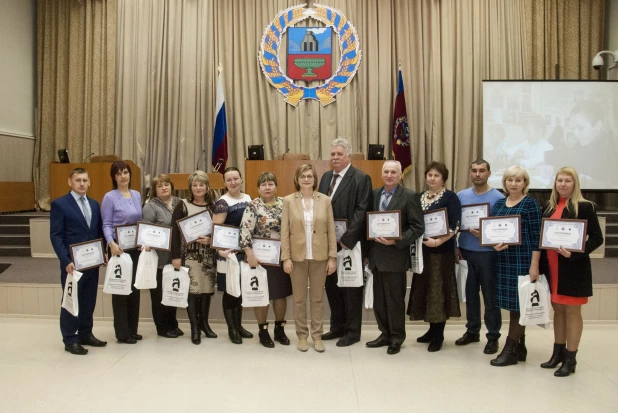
<box><xmin>327</xmin><ymin>174</ymin><xmax>340</xmax><ymax>197</ymax></box>
<box><xmin>380</xmin><ymin>192</ymin><xmax>392</xmax><ymax>211</ymax></box>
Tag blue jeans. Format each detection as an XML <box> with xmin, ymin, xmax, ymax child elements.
<box><xmin>460</xmin><ymin>249</ymin><xmax>501</xmax><ymax>340</ymax></box>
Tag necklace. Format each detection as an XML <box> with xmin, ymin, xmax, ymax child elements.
<box><xmin>425</xmin><ymin>189</ymin><xmax>443</xmax><ymax>200</ymax></box>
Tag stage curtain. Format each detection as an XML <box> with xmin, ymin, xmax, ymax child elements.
<box><xmin>34</xmin><ymin>0</ymin><xmax>116</xmax><ymax>210</ymax></box>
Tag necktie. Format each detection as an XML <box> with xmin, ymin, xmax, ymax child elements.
<box><xmin>327</xmin><ymin>174</ymin><xmax>340</xmax><ymax>197</ymax></box>
<box><xmin>380</xmin><ymin>192</ymin><xmax>392</xmax><ymax>211</ymax></box>
<box><xmin>80</xmin><ymin>196</ymin><xmax>91</xmax><ymax>228</ymax></box>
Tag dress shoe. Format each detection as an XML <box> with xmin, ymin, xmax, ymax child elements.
<box><xmin>314</xmin><ymin>339</ymin><xmax>325</xmax><ymax>353</ymax></box>
<box><xmin>297</xmin><ymin>338</ymin><xmax>309</xmax><ymax>352</ymax></box>
<box><xmin>336</xmin><ymin>336</ymin><xmax>360</xmax><ymax>347</ymax></box>
<box><xmin>118</xmin><ymin>337</ymin><xmax>137</xmax><ymax>344</ymax></box>
<box><xmin>132</xmin><ymin>333</ymin><xmax>143</xmax><ymax>341</ymax></box>
<box><xmin>79</xmin><ymin>335</ymin><xmax>107</xmax><ymax>347</ymax></box>
<box><xmin>484</xmin><ymin>339</ymin><xmax>499</xmax><ymax>355</ymax></box>
<box><xmin>366</xmin><ymin>336</ymin><xmax>391</xmax><ymax>348</ymax></box>
<box><xmin>387</xmin><ymin>343</ymin><xmax>401</xmax><ymax>355</ymax></box>
<box><xmin>158</xmin><ymin>331</ymin><xmax>179</xmax><ymax>338</ymax></box>
<box><xmin>455</xmin><ymin>332</ymin><xmax>480</xmax><ymax>346</ymax></box>
<box><xmin>321</xmin><ymin>330</ymin><xmax>344</xmax><ymax>341</ymax></box>
<box><xmin>65</xmin><ymin>343</ymin><xmax>88</xmax><ymax>355</ymax></box>
<box><xmin>174</xmin><ymin>327</ymin><xmax>185</xmax><ymax>337</ymax></box>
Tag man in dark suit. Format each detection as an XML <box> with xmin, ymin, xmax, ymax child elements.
<box><xmin>318</xmin><ymin>137</ymin><xmax>372</xmax><ymax>347</ymax></box>
<box><xmin>367</xmin><ymin>160</ymin><xmax>424</xmax><ymax>354</ymax></box>
<box><xmin>50</xmin><ymin>167</ymin><xmax>107</xmax><ymax>355</ymax></box>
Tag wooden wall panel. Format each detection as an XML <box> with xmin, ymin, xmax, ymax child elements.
<box><xmin>0</xmin><ymin>182</ymin><xmax>35</xmax><ymax>212</ymax></box>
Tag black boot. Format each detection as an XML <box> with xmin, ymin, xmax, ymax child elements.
<box><xmin>517</xmin><ymin>334</ymin><xmax>527</xmax><ymax>362</ymax></box>
<box><xmin>428</xmin><ymin>322</ymin><xmax>445</xmax><ymax>352</ymax></box>
<box><xmin>224</xmin><ymin>308</ymin><xmax>242</xmax><ymax>344</ymax></box>
<box><xmin>187</xmin><ymin>294</ymin><xmax>201</xmax><ymax>345</ymax></box>
<box><xmin>555</xmin><ymin>349</ymin><xmax>577</xmax><ymax>377</ymax></box>
<box><xmin>199</xmin><ymin>294</ymin><xmax>217</xmax><ymax>338</ymax></box>
<box><xmin>258</xmin><ymin>323</ymin><xmax>275</xmax><ymax>348</ymax></box>
<box><xmin>235</xmin><ymin>307</ymin><xmax>254</xmax><ymax>339</ymax></box>
<box><xmin>416</xmin><ymin>324</ymin><xmax>433</xmax><ymax>343</ymax></box>
<box><xmin>274</xmin><ymin>320</ymin><xmax>290</xmax><ymax>345</ymax></box>
<box><xmin>490</xmin><ymin>336</ymin><xmax>519</xmax><ymax>367</ymax></box>
<box><xmin>541</xmin><ymin>343</ymin><xmax>566</xmax><ymax>369</ymax></box>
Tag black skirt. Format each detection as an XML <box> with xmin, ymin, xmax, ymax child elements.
<box><xmin>266</xmin><ymin>265</ymin><xmax>293</xmax><ymax>300</ymax></box>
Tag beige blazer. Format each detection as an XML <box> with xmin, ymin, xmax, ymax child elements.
<box><xmin>280</xmin><ymin>191</ymin><xmax>337</xmax><ymax>262</ymax></box>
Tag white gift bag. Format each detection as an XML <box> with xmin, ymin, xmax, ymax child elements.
<box><xmin>410</xmin><ymin>236</ymin><xmax>424</xmax><ymax>274</ymax></box>
<box><xmin>134</xmin><ymin>249</ymin><xmax>158</xmax><ymax>289</ymax></box>
<box><xmin>364</xmin><ymin>265</ymin><xmax>374</xmax><ymax>309</ymax></box>
<box><xmin>103</xmin><ymin>253</ymin><xmax>133</xmax><ymax>295</ymax></box>
<box><xmin>336</xmin><ymin>242</ymin><xmax>363</xmax><ymax>287</ymax></box>
<box><xmin>240</xmin><ymin>262</ymin><xmax>270</xmax><ymax>307</ymax></box>
<box><xmin>455</xmin><ymin>260</ymin><xmax>468</xmax><ymax>303</ymax></box>
<box><xmin>518</xmin><ymin>274</ymin><xmax>551</xmax><ymax>327</ymax></box>
<box><xmin>161</xmin><ymin>264</ymin><xmax>190</xmax><ymax>308</ymax></box>
<box><xmin>62</xmin><ymin>270</ymin><xmax>83</xmax><ymax>317</ymax></box>
<box><xmin>225</xmin><ymin>252</ymin><xmax>241</xmax><ymax>297</ymax></box>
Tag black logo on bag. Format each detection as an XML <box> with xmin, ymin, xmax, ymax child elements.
<box><xmin>172</xmin><ymin>277</ymin><xmax>180</xmax><ymax>292</ymax></box>
<box><xmin>250</xmin><ymin>276</ymin><xmax>259</xmax><ymax>291</ymax></box>
<box><xmin>67</xmin><ymin>281</ymin><xmax>73</xmax><ymax>297</ymax></box>
<box><xmin>530</xmin><ymin>290</ymin><xmax>540</xmax><ymax>307</ymax></box>
<box><xmin>114</xmin><ymin>264</ymin><xmax>122</xmax><ymax>279</ymax></box>
<box><xmin>343</xmin><ymin>256</ymin><xmax>353</xmax><ymax>271</ymax></box>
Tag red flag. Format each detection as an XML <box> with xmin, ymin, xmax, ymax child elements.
<box><xmin>392</xmin><ymin>69</ymin><xmax>412</xmax><ymax>175</ymax></box>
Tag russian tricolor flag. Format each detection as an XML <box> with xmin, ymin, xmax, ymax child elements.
<box><xmin>212</xmin><ymin>72</ymin><xmax>228</xmax><ymax>172</ymax></box>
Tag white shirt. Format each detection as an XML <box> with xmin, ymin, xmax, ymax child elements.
<box><xmin>71</xmin><ymin>191</ymin><xmax>92</xmax><ymax>221</ymax></box>
<box><xmin>301</xmin><ymin>196</ymin><xmax>314</xmax><ymax>260</ymax></box>
<box><xmin>329</xmin><ymin>163</ymin><xmax>351</xmax><ymax>197</ymax></box>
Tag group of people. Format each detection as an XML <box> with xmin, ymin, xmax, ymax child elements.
<box><xmin>50</xmin><ymin>137</ymin><xmax>603</xmax><ymax>377</ymax></box>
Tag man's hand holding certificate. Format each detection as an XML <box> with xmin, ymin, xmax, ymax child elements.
<box><xmin>366</xmin><ymin>211</ymin><xmax>402</xmax><ymax>240</ymax></box>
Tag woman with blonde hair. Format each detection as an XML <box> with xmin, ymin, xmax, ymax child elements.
<box><xmin>171</xmin><ymin>171</ymin><xmax>218</xmax><ymax>345</ymax></box>
<box><xmin>539</xmin><ymin>167</ymin><xmax>603</xmax><ymax>376</ymax></box>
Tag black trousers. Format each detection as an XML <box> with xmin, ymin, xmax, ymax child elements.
<box><xmin>149</xmin><ymin>267</ymin><xmax>179</xmax><ymax>334</ymax></box>
<box><xmin>112</xmin><ymin>249</ymin><xmax>141</xmax><ymax>340</ymax></box>
<box><xmin>373</xmin><ymin>270</ymin><xmax>407</xmax><ymax>345</ymax></box>
<box><xmin>325</xmin><ymin>272</ymin><xmax>363</xmax><ymax>339</ymax></box>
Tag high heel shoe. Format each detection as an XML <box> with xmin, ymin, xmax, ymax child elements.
<box><xmin>541</xmin><ymin>343</ymin><xmax>566</xmax><ymax>369</ymax></box>
<box><xmin>554</xmin><ymin>350</ymin><xmax>577</xmax><ymax>377</ymax></box>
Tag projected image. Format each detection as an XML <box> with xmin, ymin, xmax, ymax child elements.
<box><xmin>483</xmin><ymin>81</ymin><xmax>618</xmax><ymax>190</ymax></box>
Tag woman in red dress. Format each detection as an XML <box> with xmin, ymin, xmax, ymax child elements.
<box><xmin>539</xmin><ymin>167</ymin><xmax>604</xmax><ymax>377</ymax></box>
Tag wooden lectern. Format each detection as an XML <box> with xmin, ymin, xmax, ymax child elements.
<box><xmin>49</xmin><ymin>161</ymin><xmax>141</xmax><ymax>204</ymax></box>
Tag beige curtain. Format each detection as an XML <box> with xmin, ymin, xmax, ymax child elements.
<box><xmin>525</xmin><ymin>0</ymin><xmax>605</xmax><ymax>80</ymax></box>
<box><xmin>35</xmin><ymin>0</ymin><xmax>116</xmax><ymax>210</ymax></box>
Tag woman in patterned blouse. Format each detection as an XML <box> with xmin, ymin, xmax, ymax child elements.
<box><xmin>487</xmin><ymin>165</ymin><xmax>542</xmax><ymax>367</ymax></box>
<box><xmin>239</xmin><ymin>172</ymin><xmax>293</xmax><ymax>348</ymax></box>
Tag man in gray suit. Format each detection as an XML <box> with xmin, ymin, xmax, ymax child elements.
<box><xmin>318</xmin><ymin>137</ymin><xmax>372</xmax><ymax>347</ymax></box>
<box><xmin>366</xmin><ymin>160</ymin><xmax>424</xmax><ymax>354</ymax></box>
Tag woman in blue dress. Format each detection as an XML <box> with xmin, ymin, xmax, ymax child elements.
<box><xmin>487</xmin><ymin>165</ymin><xmax>542</xmax><ymax>367</ymax></box>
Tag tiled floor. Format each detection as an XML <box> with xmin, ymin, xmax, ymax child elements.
<box><xmin>0</xmin><ymin>318</ymin><xmax>617</xmax><ymax>412</ymax></box>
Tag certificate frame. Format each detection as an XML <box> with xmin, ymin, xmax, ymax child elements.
<box><xmin>211</xmin><ymin>224</ymin><xmax>241</xmax><ymax>251</ymax></box>
<box><xmin>460</xmin><ymin>203</ymin><xmax>490</xmax><ymax>231</ymax></box>
<box><xmin>366</xmin><ymin>210</ymin><xmax>402</xmax><ymax>241</ymax></box>
<box><xmin>539</xmin><ymin>218</ymin><xmax>587</xmax><ymax>253</ymax></box>
<box><xmin>252</xmin><ymin>237</ymin><xmax>281</xmax><ymax>267</ymax></box>
<box><xmin>479</xmin><ymin>215</ymin><xmax>522</xmax><ymax>247</ymax></box>
<box><xmin>136</xmin><ymin>221</ymin><xmax>172</xmax><ymax>251</ymax></box>
<box><xmin>70</xmin><ymin>239</ymin><xmax>105</xmax><ymax>271</ymax></box>
<box><xmin>176</xmin><ymin>210</ymin><xmax>213</xmax><ymax>245</ymax></box>
<box><xmin>423</xmin><ymin>208</ymin><xmax>449</xmax><ymax>238</ymax></box>
<box><xmin>334</xmin><ymin>219</ymin><xmax>348</xmax><ymax>242</ymax></box>
<box><xmin>115</xmin><ymin>224</ymin><xmax>138</xmax><ymax>250</ymax></box>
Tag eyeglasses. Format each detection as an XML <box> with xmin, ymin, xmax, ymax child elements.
<box><xmin>299</xmin><ymin>174</ymin><xmax>314</xmax><ymax>180</ymax></box>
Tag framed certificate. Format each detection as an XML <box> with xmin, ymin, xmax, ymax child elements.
<box><xmin>423</xmin><ymin>208</ymin><xmax>449</xmax><ymax>238</ymax></box>
<box><xmin>211</xmin><ymin>224</ymin><xmax>241</xmax><ymax>251</ymax></box>
<box><xmin>115</xmin><ymin>224</ymin><xmax>137</xmax><ymax>250</ymax></box>
<box><xmin>70</xmin><ymin>239</ymin><xmax>105</xmax><ymax>271</ymax></box>
<box><xmin>539</xmin><ymin>218</ymin><xmax>587</xmax><ymax>252</ymax></box>
<box><xmin>479</xmin><ymin>215</ymin><xmax>521</xmax><ymax>246</ymax></box>
<box><xmin>176</xmin><ymin>210</ymin><xmax>213</xmax><ymax>244</ymax></box>
<box><xmin>460</xmin><ymin>203</ymin><xmax>490</xmax><ymax>231</ymax></box>
<box><xmin>366</xmin><ymin>211</ymin><xmax>402</xmax><ymax>240</ymax></box>
<box><xmin>136</xmin><ymin>221</ymin><xmax>172</xmax><ymax>251</ymax></box>
<box><xmin>252</xmin><ymin>237</ymin><xmax>281</xmax><ymax>266</ymax></box>
<box><xmin>334</xmin><ymin>219</ymin><xmax>348</xmax><ymax>242</ymax></box>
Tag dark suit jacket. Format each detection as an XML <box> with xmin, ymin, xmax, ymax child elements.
<box><xmin>318</xmin><ymin>165</ymin><xmax>372</xmax><ymax>250</ymax></box>
<box><xmin>50</xmin><ymin>192</ymin><xmax>104</xmax><ymax>274</ymax></box>
<box><xmin>539</xmin><ymin>201</ymin><xmax>603</xmax><ymax>297</ymax></box>
<box><xmin>368</xmin><ymin>186</ymin><xmax>425</xmax><ymax>272</ymax></box>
